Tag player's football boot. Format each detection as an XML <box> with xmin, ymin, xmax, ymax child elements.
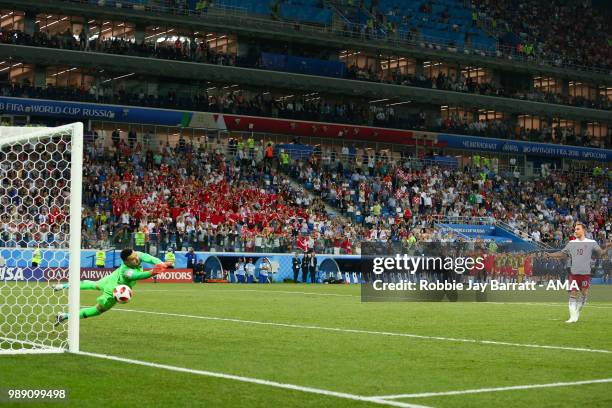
<box><xmin>53</xmin><ymin>312</ymin><xmax>68</xmax><ymax>327</ymax></box>
<box><xmin>565</xmin><ymin>307</ymin><xmax>578</xmax><ymax>323</ymax></box>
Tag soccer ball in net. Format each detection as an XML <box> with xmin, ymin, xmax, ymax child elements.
<box><xmin>113</xmin><ymin>285</ymin><xmax>133</xmax><ymax>304</ymax></box>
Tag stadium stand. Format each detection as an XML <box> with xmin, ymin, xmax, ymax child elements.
<box><xmin>337</xmin><ymin>0</ymin><xmax>495</xmax><ymax>51</ymax></box>
<box><xmin>0</xmin><ymin>80</ymin><xmax>608</xmax><ymax>148</ymax></box>
<box><xmin>472</xmin><ymin>0</ymin><xmax>612</xmax><ymax>71</ymax></box>
<box><xmin>2</xmin><ymin>27</ymin><xmax>610</xmax><ymax>111</ymax></box>
<box><xmin>61</xmin><ymin>0</ymin><xmax>610</xmax><ymax>72</ymax></box>
<box><xmin>0</xmin><ymin>0</ymin><xmax>609</xmax><ymax>256</ymax></box>
<box><xmin>78</xmin><ymin>133</ymin><xmax>608</xmax><ymax>252</ymax></box>
<box><xmin>291</xmin><ymin>142</ymin><xmax>610</xmax><ymax>245</ymax></box>
<box><xmin>5</xmin><ymin>128</ymin><xmax>606</xmax><ymax>255</ymax></box>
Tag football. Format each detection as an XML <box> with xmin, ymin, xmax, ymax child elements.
<box><xmin>113</xmin><ymin>285</ymin><xmax>133</xmax><ymax>304</ymax></box>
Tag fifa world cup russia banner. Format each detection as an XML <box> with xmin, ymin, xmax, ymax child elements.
<box><xmin>0</xmin><ymin>97</ymin><xmax>196</xmax><ymax>127</ymax></box>
<box><xmin>1</xmin><ymin>96</ymin><xmax>609</xmax><ymax>161</ymax></box>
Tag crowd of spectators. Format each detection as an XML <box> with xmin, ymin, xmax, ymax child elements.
<box><xmin>2</xmin><ymin>27</ymin><xmax>610</xmax><ymax>112</ymax></box>
<box><xmin>291</xmin><ymin>142</ymin><xmax>611</xmax><ymax>248</ymax></box>
<box><xmin>35</xmin><ymin>0</ymin><xmax>612</xmax><ymax>74</ymax></box>
<box><xmin>433</xmin><ymin>113</ymin><xmax>606</xmax><ymax>148</ymax></box>
<box><xmin>1</xmin><ymin>129</ymin><xmax>609</xmax><ymax>257</ymax></box>
<box><xmin>339</xmin><ymin>0</ymin><xmax>611</xmax><ymax>72</ymax></box>
<box><xmin>1</xmin><ymin>81</ymin><xmax>609</xmax><ymax>149</ymax></box>
<box><xmin>0</xmin><ymin>80</ymin><xmax>420</xmax><ymax>131</ymax></box>
<box><xmin>58</xmin><ymin>0</ymin><xmax>610</xmax><ymax>73</ymax></box>
<box><xmin>471</xmin><ymin>0</ymin><xmax>612</xmax><ymax>72</ymax></box>
<box><xmin>75</xmin><ymin>133</ymin><xmax>462</xmax><ymax>254</ymax></box>
<box><xmin>348</xmin><ymin>65</ymin><xmax>611</xmax><ymax>111</ymax></box>
<box><xmin>82</xmin><ymin>132</ymin><xmax>610</xmax><ymax>253</ymax></box>
<box><xmin>79</xmin><ymin>132</ymin><xmax>334</xmax><ymax>254</ymax></box>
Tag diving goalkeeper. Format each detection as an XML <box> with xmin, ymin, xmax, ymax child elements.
<box><xmin>53</xmin><ymin>249</ymin><xmax>171</xmax><ymax>326</ymax></box>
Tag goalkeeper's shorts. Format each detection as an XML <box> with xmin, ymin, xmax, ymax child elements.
<box><xmin>96</xmin><ymin>292</ymin><xmax>117</xmax><ymax>310</ymax></box>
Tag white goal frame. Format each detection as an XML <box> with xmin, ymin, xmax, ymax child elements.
<box><xmin>0</xmin><ymin>123</ymin><xmax>83</xmax><ymax>354</ymax></box>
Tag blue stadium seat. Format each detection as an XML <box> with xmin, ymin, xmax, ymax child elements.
<box><xmin>280</xmin><ymin>4</ymin><xmax>332</xmax><ymax>25</ymax></box>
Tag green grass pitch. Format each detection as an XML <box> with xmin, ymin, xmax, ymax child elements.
<box><xmin>1</xmin><ymin>283</ymin><xmax>611</xmax><ymax>407</ymax></box>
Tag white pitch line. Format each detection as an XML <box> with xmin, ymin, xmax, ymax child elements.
<box><xmin>77</xmin><ymin>351</ymin><xmax>429</xmax><ymax>408</ymax></box>
<box><xmin>114</xmin><ymin>308</ymin><xmax>612</xmax><ymax>354</ymax></box>
<box><xmin>372</xmin><ymin>378</ymin><xmax>612</xmax><ymax>399</ymax></box>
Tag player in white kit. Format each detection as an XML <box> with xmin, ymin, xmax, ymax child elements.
<box><xmin>548</xmin><ymin>222</ymin><xmax>609</xmax><ymax>323</ymax></box>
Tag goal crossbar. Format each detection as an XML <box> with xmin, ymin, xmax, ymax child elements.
<box><xmin>0</xmin><ymin>123</ymin><xmax>83</xmax><ymax>147</ymax></box>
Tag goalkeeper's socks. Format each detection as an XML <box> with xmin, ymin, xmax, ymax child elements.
<box><xmin>53</xmin><ymin>283</ymin><xmax>69</xmax><ymax>291</ymax></box>
<box><xmin>57</xmin><ymin>309</ymin><xmax>100</xmax><ymax>323</ymax></box>
<box><xmin>80</xmin><ymin>280</ymin><xmax>98</xmax><ymax>290</ymax></box>
<box><xmin>79</xmin><ymin>307</ymin><xmax>101</xmax><ymax>319</ymax></box>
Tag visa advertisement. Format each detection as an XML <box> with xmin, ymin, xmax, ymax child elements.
<box><xmin>0</xmin><ymin>266</ymin><xmax>45</xmax><ymax>282</ymax></box>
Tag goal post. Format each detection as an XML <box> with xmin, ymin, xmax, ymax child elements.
<box><xmin>0</xmin><ymin>123</ymin><xmax>83</xmax><ymax>354</ymax></box>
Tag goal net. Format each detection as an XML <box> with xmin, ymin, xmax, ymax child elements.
<box><xmin>0</xmin><ymin>123</ymin><xmax>83</xmax><ymax>354</ymax></box>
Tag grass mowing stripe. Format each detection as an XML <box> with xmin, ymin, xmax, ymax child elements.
<box><xmin>76</xmin><ymin>351</ymin><xmax>431</xmax><ymax>408</ymax></box>
<box><xmin>373</xmin><ymin>378</ymin><xmax>612</xmax><ymax>399</ymax></box>
<box><xmin>138</xmin><ymin>288</ymin><xmax>358</xmax><ymax>297</ymax></box>
<box><xmin>136</xmin><ymin>287</ymin><xmax>612</xmax><ymax>307</ymax></box>
<box><xmin>13</xmin><ymin>284</ymin><xmax>612</xmax><ymax>307</ymax></box>
<box><xmin>114</xmin><ymin>308</ymin><xmax>612</xmax><ymax>354</ymax></box>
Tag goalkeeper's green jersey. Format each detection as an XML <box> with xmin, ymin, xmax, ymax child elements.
<box><xmin>98</xmin><ymin>252</ymin><xmax>163</xmax><ymax>293</ymax></box>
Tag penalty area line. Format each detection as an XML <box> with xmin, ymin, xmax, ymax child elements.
<box><xmin>114</xmin><ymin>308</ymin><xmax>612</xmax><ymax>354</ymax></box>
<box><xmin>76</xmin><ymin>351</ymin><xmax>429</xmax><ymax>408</ymax></box>
<box><xmin>372</xmin><ymin>378</ymin><xmax>612</xmax><ymax>400</ymax></box>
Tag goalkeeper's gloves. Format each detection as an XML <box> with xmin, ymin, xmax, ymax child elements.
<box><xmin>151</xmin><ymin>263</ymin><xmax>169</xmax><ymax>275</ymax></box>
